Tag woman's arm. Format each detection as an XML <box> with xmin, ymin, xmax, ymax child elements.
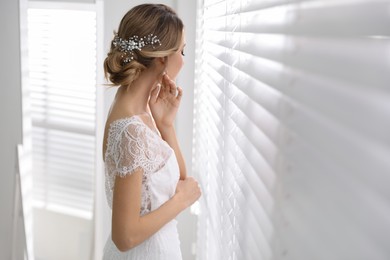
<box><xmin>149</xmin><ymin>74</ymin><xmax>186</xmax><ymax>179</ymax></box>
<box><xmin>111</xmin><ymin>168</ymin><xmax>200</xmax><ymax>252</ymax></box>
<box><xmin>159</xmin><ymin>126</ymin><xmax>186</xmax><ymax>180</ymax></box>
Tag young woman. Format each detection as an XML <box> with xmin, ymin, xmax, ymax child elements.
<box><xmin>102</xmin><ymin>4</ymin><xmax>201</xmax><ymax>260</ymax></box>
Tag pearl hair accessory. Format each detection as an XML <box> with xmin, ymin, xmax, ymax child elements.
<box><xmin>113</xmin><ymin>33</ymin><xmax>162</xmax><ymax>64</ymax></box>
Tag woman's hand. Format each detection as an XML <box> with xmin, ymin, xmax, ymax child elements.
<box><xmin>174</xmin><ymin>177</ymin><xmax>201</xmax><ymax>209</ymax></box>
<box><xmin>149</xmin><ymin>73</ymin><xmax>183</xmax><ymax>129</ymax></box>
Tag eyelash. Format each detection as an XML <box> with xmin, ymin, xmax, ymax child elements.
<box><xmin>181</xmin><ymin>50</ymin><xmax>185</xmax><ymax>56</ymax></box>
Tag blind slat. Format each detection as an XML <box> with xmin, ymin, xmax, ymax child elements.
<box><xmin>205</xmin><ymin>1</ymin><xmax>390</xmax><ymax>36</ymax></box>
<box><xmin>28</xmin><ymin>7</ymin><xmax>96</xmax><ymax>218</ymax></box>
<box><xmin>194</xmin><ymin>0</ymin><xmax>390</xmax><ymax>259</ymax></box>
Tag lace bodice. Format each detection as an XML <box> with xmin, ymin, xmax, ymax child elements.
<box><xmin>103</xmin><ymin>115</ymin><xmax>182</xmax><ymax>259</ymax></box>
<box><xmin>104</xmin><ymin>115</ymin><xmax>176</xmax><ymax>215</ymax></box>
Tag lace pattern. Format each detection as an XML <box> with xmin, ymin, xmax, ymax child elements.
<box><xmin>104</xmin><ymin>116</ymin><xmax>172</xmax><ymax>215</ymax></box>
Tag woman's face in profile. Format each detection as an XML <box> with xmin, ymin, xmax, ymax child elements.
<box><xmin>166</xmin><ymin>31</ymin><xmax>186</xmax><ymax>81</ymax></box>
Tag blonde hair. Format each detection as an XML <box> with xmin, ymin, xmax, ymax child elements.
<box><xmin>104</xmin><ymin>4</ymin><xmax>184</xmax><ymax>87</ymax></box>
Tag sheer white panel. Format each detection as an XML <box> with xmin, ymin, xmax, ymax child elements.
<box><xmin>28</xmin><ymin>7</ymin><xmax>96</xmax><ymax>219</ymax></box>
<box><xmin>194</xmin><ymin>0</ymin><xmax>390</xmax><ymax>259</ymax></box>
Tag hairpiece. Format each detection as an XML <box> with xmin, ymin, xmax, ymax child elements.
<box><xmin>113</xmin><ymin>33</ymin><xmax>162</xmax><ymax>64</ymax></box>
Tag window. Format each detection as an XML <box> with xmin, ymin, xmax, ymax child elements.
<box><xmin>194</xmin><ymin>0</ymin><xmax>390</xmax><ymax>259</ymax></box>
<box><xmin>28</xmin><ymin>4</ymin><xmax>97</xmax><ymax>219</ymax></box>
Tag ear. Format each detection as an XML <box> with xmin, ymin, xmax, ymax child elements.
<box><xmin>156</xmin><ymin>56</ymin><xmax>168</xmax><ymax>66</ymax></box>
<box><xmin>154</xmin><ymin>56</ymin><xmax>168</xmax><ymax>73</ymax></box>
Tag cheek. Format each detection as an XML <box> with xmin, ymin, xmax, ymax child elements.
<box><xmin>173</xmin><ymin>55</ymin><xmax>183</xmax><ymax>73</ymax></box>
<box><xmin>167</xmin><ymin>53</ymin><xmax>184</xmax><ymax>79</ymax></box>
<box><xmin>179</xmin><ymin>56</ymin><xmax>184</xmax><ymax>69</ymax></box>
<box><xmin>174</xmin><ymin>52</ymin><xmax>183</xmax><ymax>66</ymax></box>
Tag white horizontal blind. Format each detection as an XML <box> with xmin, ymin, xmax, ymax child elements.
<box><xmin>193</xmin><ymin>0</ymin><xmax>390</xmax><ymax>259</ymax></box>
<box><xmin>28</xmin><ymin>6</ymin><xmax>97</xmax><ymax>219</ymax></box>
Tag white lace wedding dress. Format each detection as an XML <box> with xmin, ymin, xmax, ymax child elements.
<box><xmin>102</xmin><ymin>115</ymin><xmax>182</xmax><ymax>260</ymax></box>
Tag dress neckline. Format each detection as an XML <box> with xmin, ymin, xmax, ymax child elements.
<box><xmin>104</xmin><ymin>114</ymin><xmax>171</xmax><ymax>160</ymax></box>
<box><xmin>109</xmin><ymin>114</ymin><xmax>160</xmax><ymax>137</ymax></box>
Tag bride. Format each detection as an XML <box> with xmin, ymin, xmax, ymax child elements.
<box><xmin>102</xmin><ymin>4</ymin><xmax>201</xmax><ymax>260</ymax></box>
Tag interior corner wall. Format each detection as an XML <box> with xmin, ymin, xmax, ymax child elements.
<box><xmin>0</xmin><ymin>0</ymin><xmax>24</xmax><ymax>259</ymax></box>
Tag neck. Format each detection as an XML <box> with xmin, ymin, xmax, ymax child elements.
<box><xmin>116</xmin><ymin>67</ymin><xmax>162</xmax><ymax>115</ymax></box>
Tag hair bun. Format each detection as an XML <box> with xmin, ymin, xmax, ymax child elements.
<box><xmin>103</xmin><ymin>4</ymin><xmax>183</xmax><ymax>88</ymax></box>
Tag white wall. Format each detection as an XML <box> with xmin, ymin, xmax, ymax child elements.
<box><xmin>33</xmin><ymin>208</ymin><xmax>92</xmax><ymax>260</ymax></box>
<box><xmin>0</xmin><ymin>0</ymin><xmax>25</xmax><ymax>259</ymax></box>
<box><xmin>175</xmin><ymin>1</ymin><xmax>198</xmax><ymax>259</ymax></box>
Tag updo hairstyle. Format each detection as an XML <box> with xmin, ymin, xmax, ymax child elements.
<box><xmin>104</xmin><ymin>4</ymin><xmax>184</xmax><ymax>87</ymax></box>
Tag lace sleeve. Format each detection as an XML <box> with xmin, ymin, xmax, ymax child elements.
<box><xmin>111</xmin><ymin>121</ymin><xmax>166</xmax><ymax>177</ymax></box>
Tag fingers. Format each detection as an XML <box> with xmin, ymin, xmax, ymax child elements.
<box><xmin>169</xmin><ymin>83</ymin><xmax>177</xmax><ymax>95</ymax></box>
<box><xmin>162</xmin><ymin>74</ymin><xmax>175</xmax><ymax>94</ymax></box>
<box><xmin>177</xmin><ymin>86</ymin><xmax>183</xmax><ymax>99</ymax></box>
<box><xmin>162</xmin><ymin>74</ymin><xmax>183</xmax><ymax>99</ymax></box>
<box><xmin>150</xmin><ymin>83</ymin><xmax>160</xmax><ymax>103</ymax></box>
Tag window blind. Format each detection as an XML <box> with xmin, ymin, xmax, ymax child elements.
<box><xmin>28</xmin><ymin>6</ymin><xmax>97</xmax><ymax>219</ymax></box>
<box><xmin>193</xmin><ymin>0</ymin><xmax>390</xmax><ymax>259</ymax></box>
